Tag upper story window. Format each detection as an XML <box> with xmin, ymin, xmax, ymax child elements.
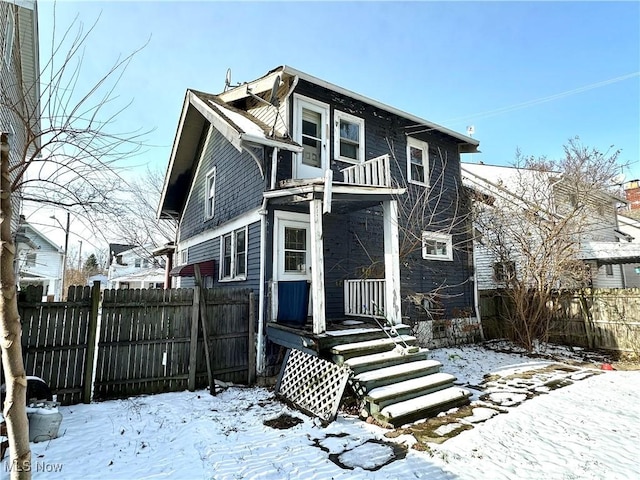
<box><xmin>334</xmin><ymin>110</ymin><xmax>365</xmax><ymax>163</ymax></box>
<box><xmin>25</xmin><ymin>252</ymin><xmax>36</xmax><ymax>267</ymax></box>
<box><xmin>422</xmin><ymin>231</ymin><xmax>453</xmax><ymax>261</ymax></box>
<box><xmin>134</xmin><ymin>258</ymin><xmax>141</xmax><ymax>268</ymax></box>
<box><xmin>293</xmin><ymin>95</ymin><xmax>329</xmax><ymax>174</ymax></box>
<box><xmin>220</xmin><ymin>227</ymin><xmax>247</xmax><ymax>281</ymax></box>
<box><xmin>205</xmin><ymin>167</ymin><xmax>216</xmax><ymax>220</ymax></box>
<box><xmin>407</xmin><ymin>137</ymin><xmax>429</xmax><ymax>186</ymax></box>
<box><xmin>178</xmin><ymin>249</ymin><xmax>188</xmax><ymax>266</ymax></box>
<box><xmin>2</xmin><ymin>8</ymin><xmax>14</xmax><ymax>70</ymax></box>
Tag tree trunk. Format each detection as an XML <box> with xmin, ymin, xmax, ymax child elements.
<box><xmin>1</xmin><ymin>133</ymin><xmax>31</xmax><ymax>479</ymax></box>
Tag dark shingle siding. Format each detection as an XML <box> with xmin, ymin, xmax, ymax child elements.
<box><xmin>179</xmin><ymin>128</ymin><xmax>265</xmax><ymax>242</ymax></box>
<box><xmin>178</xmin><ymin>221</ymin><xmax>261</xmax><ymax>293</ymax></box>
<box><xmin>286</xmin><ymin>80</ymin><xmax>475</xmax><ymax>320</ymax></box>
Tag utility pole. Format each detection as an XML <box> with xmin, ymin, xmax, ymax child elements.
<box><xmin>51</xmin><ymin>212</ymin><xmax>70</xmax><ymax>300</ymax></box>
<box><xmin>78</xmin><ymin>239</ymin><xmax>83</xmax><ymax>270</ymax></box>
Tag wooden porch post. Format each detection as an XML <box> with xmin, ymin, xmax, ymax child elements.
<box><xmin>383</xmin><ymin>199</ymin><xmax>402</xmax><ymax>324</ymax></box>
<box><xmin>309</xmin><ymin>198</ymin><xmax>326</xmax><ymax>334</ymax></box>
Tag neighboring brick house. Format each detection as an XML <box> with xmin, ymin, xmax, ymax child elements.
<box><xmin>1</xmin><ymin>0</ymin><xmax>40</xmax><ymax>233</ymax></box>
<box><xmin>159</xmin><ymin>66</ymin><xmax>482</xmax><ymax>376</ymax></box>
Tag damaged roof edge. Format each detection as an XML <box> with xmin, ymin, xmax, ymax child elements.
<box><xmin>220</xmin><ymin>65</ymin><xmax>479</xmax><ymax>151</ymax></box>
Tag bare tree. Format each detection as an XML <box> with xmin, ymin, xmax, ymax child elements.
<box><xmin>100</xmin><ymin>166</ymin><xmax>177</xmax><ymax>256</ymax></box>
<box><xmin>468</xmin><ymin>138</ymin><xmax>625</xmax><ymax>350</ymax></box>
<box><xmin>1</xmin><ymin>11</ymin><xmax>147</xmax><ymax>477</ymax></box>
<box><xmin>349</xmin><ymin>138</ymin><xmax>475</xmax><ymax>329</ymax></box>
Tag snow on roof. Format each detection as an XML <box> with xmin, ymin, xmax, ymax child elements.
<box><xmin>207</xmin><ymin>99</ymin><xmax>267</xmax><ymax>139</ymax></box>
<box><xmin>578</xmin><ymin>241</ymin><xmax>640</xmax><ymax>263</ymax></box>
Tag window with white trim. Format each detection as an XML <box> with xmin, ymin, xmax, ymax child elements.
<box><xmin>205</xmin><ymin>167</ymin><xmax>216</xmax><ymax>220</ymax></box>
<box><xmin>334</xmin><ymin>110</ymin><xmax>365</xmax><ymax>163</ymax></box>
<box><xmin>220</xmin><ymin>227</ymin><xmax>247</xmax><ymax>281</ymax></box>
<box><xmin>178</xmin><ymin>249</ymin><xmax>188</xmax><ymax>266</ymax></box>
<box><xmin>407</xmin><ymin>137</ymin><xmax>429</xmax><ymax>186</ymax></box>
<box><xmin>421</xmin><ymin>232</ymin><xmax>453</xmax><ymax>261</ymax></box>
<box><xmin>284</xmin><ymin>226</ymin><xmax>307</xmax><ymax>273</ymax></box>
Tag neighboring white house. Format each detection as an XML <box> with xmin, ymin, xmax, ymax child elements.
<box><xmin>108</xmin><ymin>244</ymin><xmax>165</xmax><ymax>289</ymax></box>
<box><xmin>609</xmin><ymin>213</ymin><xmax>640</xmax><ymax>288</ymax></box>
<box><xmin>462</xmin><ymin>162</ymin><xmax>640</xmax><ymax>292</ymax></box>
<box><xmin>15</xmin><ymin>219</ymin><xmax>65</xmax><ymax>301</ymax></box>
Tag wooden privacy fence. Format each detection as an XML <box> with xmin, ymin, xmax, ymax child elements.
<box><xmin>3</xmin><ymin>284</ymin><xmax>254</xmax><ymax>405</ymax></box>
<box><xmin>94</xmin><ymin>287</ymin><xmax>254</xmax><ymax>400</ymax></box>
<box><xmin>0</xmin><ymin>284</ymin><xmax>100</xmax><ymax>405</ymax></box>
<box><xmin>480</xmin><ymin>288</ymin><xmax>640</xmax><ymax>355</ymax></box>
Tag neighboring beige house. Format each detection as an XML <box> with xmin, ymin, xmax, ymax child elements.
<box><xmin>108</xmin><ymin>244</ymin><xmax>165</xmax><ymax>289</ymax></box>
<box><xmin>462</xmin><ymin>162</ymin><xmax>640</xmax><ymax>292</ymax></box>
<box><xmin>1</xmin><ymin>0</ymin><xmax>40</xmax><ymax>232</ymax></box>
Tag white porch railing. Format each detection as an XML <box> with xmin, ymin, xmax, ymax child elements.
<box><xmin>344</xmin><ymin>279</ymin><xmax>386</xmax><ymax>318</ymax></box>
<box><xmin>341</xmin><ymin>154</ymin><xmax>391</xmax><ymax>188</ymax></box>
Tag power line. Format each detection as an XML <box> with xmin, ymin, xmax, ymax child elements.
<box><xmin>408</xmin><ymin>72</ymin><xmax>640</xmax><ymax>135</ymax></box>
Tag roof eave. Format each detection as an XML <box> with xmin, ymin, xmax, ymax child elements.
<box><xmin>219</xmin><ymin>65</ymin><xmax>479</xmax><ymax>150</ymax></box>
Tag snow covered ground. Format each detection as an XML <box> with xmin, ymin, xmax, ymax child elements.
<box><xmin>2</xmin><ymin>343</ymin><xmax>638</xmax><ymax>480</ymax></box>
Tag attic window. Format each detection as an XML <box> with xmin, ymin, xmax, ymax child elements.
<box><xmin>205</xmin><ymin>167</ymin><xmax>216</xmax><ymax>220</ymax></box>
<box><xmin>334</xmin><ymin>110</ymin><xmax>364</xmax><ymax>164</ymax></box>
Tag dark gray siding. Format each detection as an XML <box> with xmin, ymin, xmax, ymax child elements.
<box><xmin>179</xmin><ymin>127</ymin><xmax>265</xmax><ymax>242</ymax></box>
<box><xmin>282</xmin><ymin>80</ymin><xmax>475</xmax><ymax>321</ymax></box>
<box><xmin>179</xmin><ymin>221</ymin><xmax>261</xmax><ymax>293</ymax></box>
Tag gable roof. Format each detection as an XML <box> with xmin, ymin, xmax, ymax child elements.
<box><xmin>158</xmin><ymin>89</ymin><xmax>303</xmax><ymax>219</ymax></box>
<box><xmin>159</xmin><ymin>65</ymin><xmax>480</xmax><ymax>220</ymax></box>
<box><xmin>17</xmin><ymin>221</ymin><xmax>63</xmax><ymax>253</ymax></box>
<box><xmin>219</xmin><ymin>65</ymin><xmax>480</xmax><ymax>152</ymax></box>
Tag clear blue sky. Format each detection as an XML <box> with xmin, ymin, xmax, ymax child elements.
<box><xmin>37</xmin><ymin>0</ymin><xmax>639</xmax><ymax>177</ymax></box>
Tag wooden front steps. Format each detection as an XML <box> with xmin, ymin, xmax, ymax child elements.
<box><xmin>329</xmin><ymin>329</ymin><xmax>471</xmax><ymax>427</ymax></box>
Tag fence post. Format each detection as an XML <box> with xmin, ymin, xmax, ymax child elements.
<box><xmin>248</xmin><ymin>292</ymin><xmax>256</xmax><ymax>385</ymax></box>
<box><xmin>83</xmin><ymin>281</ymin><xmax>101</xmax><ymax>404</ymax></box>
<box><xmin>188</xmin><ymin>287</ymin><xmax>200</xmax><ymax>392</ymax></box>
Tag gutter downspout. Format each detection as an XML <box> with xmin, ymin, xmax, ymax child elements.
<box><xmin>472</xmin><ymin>239</ymin><xmax>485</xmax><ymax>341</ymax></box>
<box><xmin>256</xmin><ymin>146</ymin><xmax>279</xmax><ymax>376</ymax></box>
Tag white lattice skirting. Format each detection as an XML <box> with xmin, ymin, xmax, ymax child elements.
<box><xmin>276</xmin><ymin>349</ymin><xmax>351</xmax><ymax>423</ymax></box>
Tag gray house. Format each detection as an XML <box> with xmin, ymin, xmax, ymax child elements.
<box><xmin>1</xmin><ymin>0</ymin><xmax>40</xmax><ymax>232</ymax></box>
<box><xmin>159</xmin><ymin>66</ymin><xmax>480</xmax><ymax>425</ymax></box>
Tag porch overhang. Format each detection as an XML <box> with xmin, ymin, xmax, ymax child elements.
<box><xmin>578</xmin><ymin>241</ymin><xmax>640</xmax><ymax>265</ymax></box>
<box><xmin>264</xmin><ymin>182</ymin><xmax>406</xmax><ymax>213</ymax></box>
<box><xmin>169</xmin><ymin>260</ymin><xmax>216</xmax><ymax>277</ymax></box>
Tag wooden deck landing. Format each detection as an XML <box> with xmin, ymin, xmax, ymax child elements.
<box><xmin>266</xmin><ymin>318</ymin><xmax>411</xmax><ymax>357</ymax></box>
